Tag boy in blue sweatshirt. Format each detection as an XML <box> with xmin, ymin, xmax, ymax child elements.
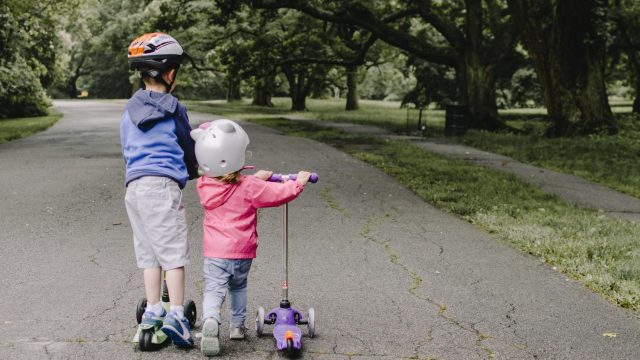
<box><xmin>121</xmin><ymin>32</ymin><xmax>197</xmax><ymax>348</ymax></box>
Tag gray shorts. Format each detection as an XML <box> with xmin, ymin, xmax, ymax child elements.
<box><xmin>125</xmin><ymin>176</ymin><xmax>190</xmax><ymax>269</ymax></box>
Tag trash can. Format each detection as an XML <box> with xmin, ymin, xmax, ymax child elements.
<box><xmin>445</xmin><ymin>104</ymin><xmax>468</xmax><ymax>136</ymax></box>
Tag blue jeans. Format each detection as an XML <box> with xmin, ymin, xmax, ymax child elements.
<box><xmin>202</xmin><ymin>257</ymin><xmax>253</xmax><ymax>327</ymax></box>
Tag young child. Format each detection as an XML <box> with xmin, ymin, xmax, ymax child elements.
<box><xmin>190</xmin><ymin>119</ymin><xmax>311</xmax><ymax>356</ymax></box>
<box><xmin>121</xmin><ymin>32</ymin><xmax>198</xmax><ymax>348</ymax></box>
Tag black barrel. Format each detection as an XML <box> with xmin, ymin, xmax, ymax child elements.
<box><xmin>445</xmin><ymin>104</ymin><xmax>468</xmax><ymax>136</ymax></box>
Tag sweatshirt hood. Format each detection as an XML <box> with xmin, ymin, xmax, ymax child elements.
<box><xmin>197</xmin><ymin>177</ymin><xmax>240</xmax><ymax>209</ymax></box>
<box><xmin>126</xmin><ymin>89</ymin><xmax>178</xmax><ymax>130</ymax></box>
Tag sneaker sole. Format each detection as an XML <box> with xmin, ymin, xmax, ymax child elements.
<box><xmin>161</xmin><ymin>325</ymin><xmax>194</xmax><ymax>348</ymax></box>
<box><xmin>201</xmin><ymin>321</ymin><xmax>220</xmax><ymax>356</ymax></box>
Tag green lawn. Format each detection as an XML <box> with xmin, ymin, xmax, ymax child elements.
<box><xmin>0</xmin><ymin>110</ymin><xmax>62</xmax><ymax>144</ymax></box>
<box><xmin>248</xmin><ymin>117</ymin><xmax>640</xmax><ymax>315</ymax></box>
<box><xmin>460</xmin><ymin>114</ymin><xmax>640</xmax><ymax>198</ymax></box>
<box><xmin>187</xmin><ymin>98</ymin><xmax>640</xmax><ymax>198</ymax></box>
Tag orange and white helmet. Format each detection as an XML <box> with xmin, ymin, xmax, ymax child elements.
<box><xmin>127</xmin><ymin>32</ymin><xmax>189</xmax><ymax>71</ymax></box>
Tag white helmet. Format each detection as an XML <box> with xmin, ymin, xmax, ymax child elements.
<box><xmin>190</xmin><ymin>119</ymin><xmax>250</xmax><ymax>177</ymax></box>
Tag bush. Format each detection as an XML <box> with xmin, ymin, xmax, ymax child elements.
<box><xmin>0</xmin><ymin>57</ymin><xmax>49</xmax><ymax>118</ymax></box>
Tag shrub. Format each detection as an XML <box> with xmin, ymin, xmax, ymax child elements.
<box><xmin>0</xmin><ymin>57</ymin><xmax>49</xmax><ymax>118</ymax></box>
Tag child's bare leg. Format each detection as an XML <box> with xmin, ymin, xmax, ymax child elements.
<box><xmin>165</xmin><ymin>267</ymin><xmax>185</xmax><ymax>306</ymax></box>
<box><xmin>143</xmin><ymin>267</ymin><xmax>162</xmax><ymax>304</ymax></box>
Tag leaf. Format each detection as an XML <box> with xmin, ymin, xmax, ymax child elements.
<box><xmin>602</xmin><ymin>332</ymin><xmax>618</xmax><ymax>338</ymax></box>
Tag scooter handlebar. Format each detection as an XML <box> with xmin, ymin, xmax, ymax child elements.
<box><xmin>267</xmin><ymin>172</ymin><xmax>318</xmax><ymax>183</ymax></box>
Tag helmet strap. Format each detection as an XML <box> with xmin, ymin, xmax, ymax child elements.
<box><xmin>137</xmin><ymin>67</ymin><xmax>178</xmax><ymax>93</ymax></box>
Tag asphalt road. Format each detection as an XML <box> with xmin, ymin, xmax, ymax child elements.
<box><xmin>0</xmin><ymin>100</ymin><xmax>638</xmax><ymax>359</ymax></box>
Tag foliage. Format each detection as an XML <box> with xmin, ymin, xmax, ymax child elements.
<box><xmin>0</xmin><ymin>110</ymin><xmax>61</xmax><ymax>144</ymax></box>
<box><xmin>0</xmin><ymin>0</ymin><xmax>62</xmax><ymax>117</ymax></box>
<box><xmin>0</xmin><ymin>57</ymin><xmax>49</xmax><ymax>118</ymax></box>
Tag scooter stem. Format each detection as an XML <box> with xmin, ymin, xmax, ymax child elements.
<box><xmin>282</xmin><ymin>203</ymin><xmax>289</xmax><ymax>304</ymax></box>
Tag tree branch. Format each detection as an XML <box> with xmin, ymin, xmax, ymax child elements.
<box><xmin>251</xmin><ymin>0</ymin><xmax>457</xmax><ymax>66</ymax></box>
<box><xmin>414</xmin><ymin>0</ymin><xmax>465</xmax><ymax>49</ymax></box>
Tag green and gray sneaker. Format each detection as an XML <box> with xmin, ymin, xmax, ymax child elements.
<box><xmin>201</xmin><ymin>318</ymin><xmax>220</xmax><ymax>356</ymax></box>
<box><xmin>132</xmin><ymin>309</ymin><xmax>167</xmax><ymax>344</ymax></box>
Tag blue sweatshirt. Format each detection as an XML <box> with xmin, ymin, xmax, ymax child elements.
<box><xmin>120</xmin><ymin>89</ymin><xmax>198</xmax><ymax>189</ymax></box>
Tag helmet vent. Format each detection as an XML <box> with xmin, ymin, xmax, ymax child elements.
<box><xmin>218</xmin><ymin>122</ymin><xmax>236</xmax><ymax>133</ymax></box>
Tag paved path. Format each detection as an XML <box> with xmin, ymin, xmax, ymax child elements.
<box><xmin>282</xmin><ymin>116</ymin><xmax>640</xmax><ymax>223</ymax></box>
<box><xmin>0</xmin><ymin>101</ymin><xmax>638</xmax><ymax>359</ymax></box>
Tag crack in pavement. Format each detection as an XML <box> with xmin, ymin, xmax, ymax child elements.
<box><xmin>411</xmin><ymin>328</ymin><xmax>435</xmax><ymax>360</ymax></box>
<box><xmin>361</xmin><ymin>214</ymin><xmax>496</xmax><ymax>359</ymax></box>
<box><xmin>503</xmin><ymin>303</ymin><xmax>533</xmax><ymax>353</ymax></box>
<box><xmin>82</xmin><ymin>270</ymin><xmax>137</xmax><ymax>322</ymax></box>
<box><xmin>320</xmin><ymin>186</ymin><xmax>351</xmax><ymax>219</ymax></box>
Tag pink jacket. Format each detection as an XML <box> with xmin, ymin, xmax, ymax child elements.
<box><xmin>196</xmin><ymin>174</ymin><xmax>304</xmax><ymax>259</ymax></box>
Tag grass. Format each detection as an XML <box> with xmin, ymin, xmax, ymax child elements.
<box><xmin>185</xmin><ymin>97</ymin><xmax>446</xmax><ymax>135</ymax></box>
<box><xmin>460</xmin><ymin>114</ymin><xmax>640</xmax><ymax>198</ymax></box>
<box><xmin>0</xmin><ymin>110</ymin><xmax>62</xmax><ymax>144</ymax></box>
<box><xmin>245</xmin><ymin>117</ymin><xmax>640</xmax><ymax>315</ymax></box>
<box><xmin>187</xmin><ymin>97</ymin><xmax>640</xmax><ymax>199</ymax></box>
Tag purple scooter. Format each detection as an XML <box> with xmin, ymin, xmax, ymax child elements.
<box><xmin>256</xmin><ymin>172</ymin><xmax>318</xmax><ymax>358</ymax></box>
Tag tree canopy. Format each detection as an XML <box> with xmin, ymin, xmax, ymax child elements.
<box><xmin>2</xmin><ymin>0</ymin><xmax>639</xmax><ymax>136</ymax></box>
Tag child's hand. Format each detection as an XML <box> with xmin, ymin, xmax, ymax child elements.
<box><xmin>296</xmin><ymin>171</ymin><xmax>311</xmax><ymax>186</ymax></box>
<box><xmin>254</xmin><ymin>170</ymin><xmax>273</xmax><ymax>181</ymax></box>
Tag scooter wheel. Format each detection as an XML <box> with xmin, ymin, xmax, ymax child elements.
<box><xmin>184</xmin><ymin>299</ymin><xmax>197</xmax><ymax>329</ymax></box>
<box><xmin>307</xmin><ymin>307</ymin><xmax>315</xmax><ymax>338</ymax></box>
<box><xmin>136</xmin><ymin>298</ymin><xmax>147</xmax><ymax>324</ymax></box>
<box><xmin>255</xmin><ymin>306</ymin><xmax>265</xmax><ymax>336</ymax></box>
<box><xmin>138</xmin><ymin>328</ymin><xmax>155</xmax><ymax>351</ymax></box>
<box><xmin>285</xmin><ymin>338</ymin><xmax>297</xmax><ymax>358</ymax></box>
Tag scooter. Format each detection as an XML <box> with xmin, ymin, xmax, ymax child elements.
<box><xmin>133</xmin><ymin>276</ymin><xmax>197</xmax><ymax>351</ymax></box>
<box><xmin>255</xmin><ymin>172</ymin><xmax>318</xmax><ymax>358</ymax></box>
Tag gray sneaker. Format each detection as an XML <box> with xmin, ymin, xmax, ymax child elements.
<box><xmin>201</xmin><ymin>318</ymin><xmax>220</xmax><ymax>356</ymax></box>
<box><xmin>229</xmin><ymin>325</ymin><xmax>247</xmax><ymax>340</ymax></box>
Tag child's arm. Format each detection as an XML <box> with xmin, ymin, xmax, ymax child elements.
<box><xmin>175</xmin><ymin>106</ymin><xmax>199</xmax><ymax>179</ymax></box>
<box><xmin>250</xmin><ymin>177</ymin><xmax>304</xmax><ymax>208</ymax></box>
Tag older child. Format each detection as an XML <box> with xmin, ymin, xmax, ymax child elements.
<box><xmin>121</xmin><ymin>32</ymin><xmax>197</xmax><ymax>348</ymax></box>
<box><xmin>190</xmin><ymin>119</ymin><xmax>310</xmax><ymax>356</ymax></box>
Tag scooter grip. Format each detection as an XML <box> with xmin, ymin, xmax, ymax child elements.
<box><xmin>267</xmin><ymin>173</ymin><xmax>318</xmax><ymax>183</ymax></box>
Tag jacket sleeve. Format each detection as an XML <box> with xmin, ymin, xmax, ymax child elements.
<box><xmin>250</xmin><ymin>177</ymin><xmax>303</xmax><ymax>208</ymax></box>
<box><xmin>174</xmin><ymin>104</ymin><xmax>199</xmax><ymax>180</ymax></box>
<box><xmin>196</xmin><ymin>178</ymin><xmax>217</xmax><ymax>210</ymax></box>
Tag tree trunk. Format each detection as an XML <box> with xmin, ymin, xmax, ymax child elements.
<box><xmin>509</xmin><ymin>0</ymin><xmax>616</xmax><ymax>135</ymax></box>
<box><xmin>252</xmin><ymin>76</ymin><xmax>274</xmax><ymax>107</ymax></box>
<box><xmin>458</xmin><ymin>0</ymin><xmax>503</xmax><ymax>130</ymax></box>
<box><xmin>310</xmin><ymin>67</ymin><xmax>327</xmax><ymax>99</ymax></box>
<box><xmin>226</xmin><ymin>72</ymin><xmax>242</xmax><ymax>102</ymax></box>
<box><xmin>345</xmin><ymin>65</ymin><xmax>359</xmax><ymax>111</ymax></box>
<box><xmin>460</xmin><ymin>57</ymin><xmax>501</xmax><ymax>129</ymax></box>
<box><xmin>627</xmin><ymin>51</ymin><xmax>640</xmax><ymax>114</ymax></box>
<box><xmin>66</xmin><ymin>76</ymin><xmax>79</xmax><ymax>98</ymax></box>
<box><xmin>284</xmin><ymin>66</ymin><xmax>308</xmax><ymax>111</ymax></box>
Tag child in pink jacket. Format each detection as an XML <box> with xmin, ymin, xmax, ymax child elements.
<box><xmin>190</xmin><ymin>119</ymin><xmax>311</xmax><ymax>356</ymax></box>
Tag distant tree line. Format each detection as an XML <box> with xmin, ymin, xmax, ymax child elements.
<box><xmin>2</xmin><ymin>0</ymin><xmax>640</xmax><ymax>137</ymax></box>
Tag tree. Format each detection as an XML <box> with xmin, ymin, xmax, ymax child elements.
<box><xmin>0</xmin><ymin>0</ymin><xmax>62</xmax><ymax>117</ymax></box>
<box><xmin>249</xmin><ymin>0</ymin><xmax>520</xmax><ymax>130</ymax></box>
<box><xmin>611</xmin><ymin>0</ymin><xmax>640</xmax><ymax>114</ymax></box>
<box><xmin>508</xmin><ymin>0</ymin><xmax>617</xmax><ymax>135</ymax></box>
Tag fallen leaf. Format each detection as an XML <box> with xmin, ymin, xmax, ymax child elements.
<box><xmin>602</xmin><ymin>332</ymin><xmax>617</xmax><ymax>338</ymax></box>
